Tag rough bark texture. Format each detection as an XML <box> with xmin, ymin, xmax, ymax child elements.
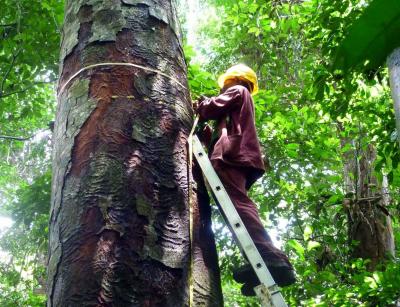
<box><xmin>47</xmin><ymin>1</ymin><xmax>223</xmax><ymax>306</ymax></box>
<box><xmin>341</xmin><ymin>136</ymin><xmax>395</xmax><ymax>270</ymax></box>
<box><xmin>387</xmin><ymin>47</ymin><xmax>400</xmax><ymax>147</ymax></box>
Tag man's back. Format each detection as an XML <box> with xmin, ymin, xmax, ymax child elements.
<box><xmin>198</xmin><ymin>84</ymin><xmax>265</xmax><ymax>188</ymax></box>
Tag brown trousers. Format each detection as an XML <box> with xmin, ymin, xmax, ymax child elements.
<box><xmin>213</xmin><ymin>161</ymin><xmax>292</xmax><ymax>268</ymax></box>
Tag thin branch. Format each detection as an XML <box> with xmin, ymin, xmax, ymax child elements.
<box><xmin>356</xmin><ymin>196</ymin><xmax>382</xmax><ymax>202</ymax></box>
<box><xmin>0</xmin><ymin>128</ymin><xmax>49</xmax><ymax>142</ymax></box>
<box><xmin>0</xmin><ymin>23</ymin><xmax>17</xmax><ymax>27</ymax></box>
<box><xmin>0</xmin><ymin>48</ymin><xmax>22</xmax><ymax>94</ymax></box>
<box><xmin>0</xmin><ymin>80</ymin><xmax>56</xmax><ymax>99</ymax></box>
<box><xmin>16</xmin><ymin>0</ymin><xmax>21</xmax><ymax>35</ymax></box>
<box><xmin>51</xmin><ymin>9</ymin><xmax>61</xmax><ymax>34</ymax></box>
<box><xmin>0</xmin><ymin>135</ymin><xmax>34</xmax><ymax>141</ymax></box>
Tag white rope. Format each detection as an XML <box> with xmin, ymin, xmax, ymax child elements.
<box><xmin>187</xmin><ymin>114</ymin><xmax>200</xmax><ymax>307</ymax></box>
<box><xmin>58</xmin><ymin>62</ymin><xmax>187</xmax><ymax>96</ymax></box>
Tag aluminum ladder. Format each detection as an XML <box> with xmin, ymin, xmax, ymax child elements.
<box><xmin>191</xmin><ymin>135</ymin><xmax>288</xmax><ymax>307</ymax></box>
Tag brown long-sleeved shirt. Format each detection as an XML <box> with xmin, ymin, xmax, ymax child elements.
<box><xmin>198</xmin><ymin>85</ymin><xmax>265</xmax><ymax>189</ymax></box>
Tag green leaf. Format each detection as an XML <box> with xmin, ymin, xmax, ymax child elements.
<box><xmin>333</xmin><ymin>0</ymin><xmax>400</xmax><ymax>72</ymax></box>
<box><xmin>319</xmin><ymin>271</ymin><xmax>337</xmax><ymax>282</ymax></box>
<box><xmin>307</xmin><ymin>240</ymin><xmax>321</xmax><ymax>251</ymax></box>
<box><xmin>287</xmin><ymin>239</ymin><xmax>305</xmax><ymax>260</ymax></box>
<box><xmin>286</xmin><ymin>143</ymin><xmax>299</xmax><ymax>158</ymax></box>
<box><xmin>248</xmin><ymin>27</ymin><xmax>261</xmax><ymax>36</ymax></box>
<box><xmin>364</xmin><ymin>276</ymin><xmax>378</xmax><ymax>289</ymax></box>
<box><xmin>326</xmin><ymin>194</ymin><xmax>341</xmax><ymax>205</ymax></box>
<box><xmin>304</xmin><ymin>225</ymin><xmax>313</xmax><ymax>241</ymax></box>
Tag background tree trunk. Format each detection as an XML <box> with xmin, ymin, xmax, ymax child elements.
<box><xmin>47</xmin><ymin>1</ymin><xmax>223</xmax><ymax>306</ymax></box>
<box><xmin>341</xmin><ymin>132</ymin><xmax>395</xmax><ymax>270</ymax></box>
<box><xmin>387</xmin><ymin>47</ymin><xmax>400</xmax><ymax>147</ymax></box>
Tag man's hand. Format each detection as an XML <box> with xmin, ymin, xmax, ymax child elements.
<box><xmin>199</xmin><ymin>124</ymin><xmax>213</xmax><ymax>148</ymax></box>
<box><xmin>198</xmin><ymin>95</ymin><xmax>207</xmax><ymax>102</ymax></box>
<box><xmin>192</xmin><ymin>100</ymin><xmax>199</xmax><ymax>113</ymax></box>
<box><xmin>193</xmin><ymin>95</ymin><xmax>207</xmax><ymax>113</ymax></box>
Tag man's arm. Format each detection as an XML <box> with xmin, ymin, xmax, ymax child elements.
<box><xmin>197</xmin><ymin>86</ymin><xmax>242</xmax><ymax>120</ymax></box>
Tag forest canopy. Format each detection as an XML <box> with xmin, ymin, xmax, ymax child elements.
<box><xmin>0</xmin><ymin>0</ymin><xmax>399</xmax><ymax>306</ymax></box>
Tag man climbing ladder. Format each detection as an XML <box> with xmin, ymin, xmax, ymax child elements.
<box><xmin>194</xmin><ymin>64</ymin><xmax>296</xmax><ymax>296</ymax></box>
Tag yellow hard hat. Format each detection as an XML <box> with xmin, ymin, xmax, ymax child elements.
<box><xmin>218</xmin><ymin>64</ymin><xmax>259</xmax><ymax>95</ymax></box>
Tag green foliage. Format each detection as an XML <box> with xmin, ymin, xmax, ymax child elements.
<box><xmin>334</xmin><ymin>0</ymin><xmax>400</xmax><ymax>72</ymax></box>
<box><xmin>283</xmin><ymin>258</ymin><xmax>400</xmax><ymax>306</ymax></box>
<box><xmin>6</xmin><ymin>171</ymin><xmax>51</xmax><ymax>227</ymax></box>
<box><xmin>185</xmin><ymin>45</ymin><xmax>219</xmax><ymax>100</ymax></box>
<box><xmin>0</xmin><ymin>0</ymin><xmax>62</xmax><ymax>206</ymax></box>
<box><xmin>0</xmin><ymin>172</ymin><xmax>50</xmax><ymax>306</ymax></box>
<box><xmin>196</xmin><ymin>0</ymin><xmax>400</xmax><ymax>305</ymax></box>
<box><xmin>0</xmin><ymin>2</ymin><xmax>61</xmax><ymax>304</ymax></box>
<box><xmin>0</xmin><ymin>0</ymin><xmax>62</xmax><ymax>127</ymax></box>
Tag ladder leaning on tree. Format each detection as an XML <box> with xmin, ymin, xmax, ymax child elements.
<box><xmin>188</xmin><ymin>123</ymin><xmax>289</xmax><ymax>307</ymax></box>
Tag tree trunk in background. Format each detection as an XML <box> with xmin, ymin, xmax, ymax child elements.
<box><xmin>47</xmin><ymin>1</ymin><xmax>223</xmax><ymax>306</ymax></box>
<box><xmin>387</xmin><ymin>47</ymin><xmax>400</xmax><ymax>147</ymax></box>
<box><xmin>341</xmin><ymin>135</ymin><xmax>395</xmax><ymax>270</ymax></box>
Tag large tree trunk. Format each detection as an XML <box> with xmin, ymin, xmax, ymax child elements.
<box><xmin>47</xmin><ymin>1</ymin><xmax>223</xmax><ymax>306</ymax></box>
<box><xmin>341</xmin><ymin>135</ymin><xmax>395</xmax><ymax>270</ymax></box>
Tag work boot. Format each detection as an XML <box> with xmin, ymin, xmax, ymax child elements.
<box><xmin>233</xmin><ymin>263</ymin><xmax>296</xmax><ymax>287</ymax></box>
<box><xmin>241</xmin><ymin>282</ymin><xmax>257</xmax><ymax>297</ymax></box>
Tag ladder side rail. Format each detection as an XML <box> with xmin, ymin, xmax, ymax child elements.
<box><xmin>212</xmin><ymin>195</ymin><xmax>288</xmax><ymax>307</ymax></box>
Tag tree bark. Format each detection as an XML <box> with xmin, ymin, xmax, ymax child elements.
<box><xmin>341</xmin><ymin>134</ymin><xmax>395</xmax><ymax>270</ymax></box>
<box><xmin>387</xmin><ymin>47</ymin><xmax>400</xmax><ymax>147</ymax></box>
<box><xmin>47</xmin><ymin>1</ymin><xmax>223</xmax><ymax>306</ymax></box>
